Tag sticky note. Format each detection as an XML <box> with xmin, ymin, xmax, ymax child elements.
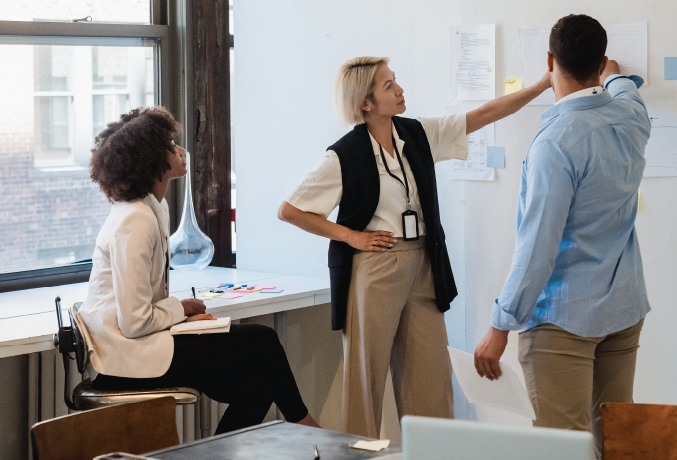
<box><xmin>196</xmin><ymin>292</ymin><xmax>221</xmax><ymax>300</ymax></box>
<box><xmin>505</xmin><ymin>78</ymin><xmax>523</xmax><ymax>95</ymax></box>
<box><xmin>260</xmin><ymin>289</ymin><xmax>284</xmax><ymax>293</ymax></box>
<box><xmin>638</xmin><ymin>188</ymin><xmax>643</xmax><ymax>210</ymax></box>
<box><xmin>217</xmin><ymin>292</ymin><xmax>246</xmax><ymax>299</ymax></box>
<box><xmin>665</xmin><ymin>58</ymin><xmax>677</xmax><ymax>80</ymax></box>
<box><xmin>229</xmin><ymin>288</ymin><xmax>250</xmax><ymax>293</ymax></box>
<box><xmin>350</xmin><ymin>440</ymin><xmax>390</xmax><ymax>452</ymax></box>
<box><xmin>259</xmin><ymin>286</ymin><xmax>277</xmax><ymax>290</ymax></box>
<box><xmin>486</xmin><ymin>146</ymin><xmax>505</xmax><ymax>168</ymax></box>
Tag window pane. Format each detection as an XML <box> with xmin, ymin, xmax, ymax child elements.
<box><xmin>229</xmin><ymin>0</ymin><xmax>234</xmax><ymax>35</ymax></box>
<box><xmin>0</xmin><ymin>39</ymin><xmax>157</xmax><ymax>273</ymax></box>
<box><xmin>0</xmin><ymin>0</ymin><xmax>151</xmax><ymax>24</ymax></box>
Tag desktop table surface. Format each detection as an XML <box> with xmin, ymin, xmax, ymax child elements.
<box><xmin>0</xmin><ymin>267</ymin><xmax>330</xmax><ymax>358</ymax></box>
<box><xmin>147</xmin><ymin>421</ymin><xmax>401</xmax><ymax>460</ymax></box>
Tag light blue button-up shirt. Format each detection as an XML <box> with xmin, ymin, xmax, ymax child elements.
<box><xmin>490</xmin><ymin>76</ymin><xmax>651</xmax><ymax>337</ymax></box>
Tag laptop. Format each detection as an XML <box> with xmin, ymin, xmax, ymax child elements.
<box><xmin>402</xmin><ymin>416</ymin><xmax>595</xmax><ymax>460</ymax></box>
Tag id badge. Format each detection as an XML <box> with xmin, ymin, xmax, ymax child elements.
<box><xmin>402</xmin><ymin>210</ymin><xmax>420</xmax><ymax>241</ymax></box>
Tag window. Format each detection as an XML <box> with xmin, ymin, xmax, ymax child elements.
<box><xmin>0</xmin><ymin>39</ymin><xmax>157</xmax><ymax>273</ymax></box>
<box><xmin>30</xmin><ymin>42</ymin><xmax>156</xmax><ymax>169</ymax></box>
<box><xmin>0</xmin><ymin>0</ymin><xmax>175</xmax><ymax>290</ymax></box>
<box><xmin>0</xmin><ymin>0</ymin><xmax>152</xmax><ymax>24</ymax></box>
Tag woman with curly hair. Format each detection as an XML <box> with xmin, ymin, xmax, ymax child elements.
<box><xmin>79</xmin><ymin>106</ymin><xmax>319</xmax><ymax>434</ymax></box>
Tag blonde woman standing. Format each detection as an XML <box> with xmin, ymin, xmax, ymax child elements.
<box><xmin>279</xmin><ymin>57</ymin><xmax>550</xmax><ymax>437</ymax></box>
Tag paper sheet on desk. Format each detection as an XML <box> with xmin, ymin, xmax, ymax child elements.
<box><xmin>448</xmin><ymin>347</ymin><xmax>536</xmax><ymax>420</ymax></box>
<box><xmin>350</xmin><ymin>440</ymin><xmax>390</xmax><ymax>452</ymax></box>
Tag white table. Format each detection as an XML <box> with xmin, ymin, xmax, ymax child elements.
<box><xmin>0</xmin><ymin>267</ymin><xmax>330</xmax><ymax>359</ymax></box>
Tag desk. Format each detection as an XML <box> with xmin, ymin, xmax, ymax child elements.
<box><xmin>147</xmin><ymin>421</ymin><xmax>402</xmax><ymax>460</ymax></box>
<box><xmin>0</xmin><ymin>267</ymin><xmax>330</xmax><ymax>358</ymax></box>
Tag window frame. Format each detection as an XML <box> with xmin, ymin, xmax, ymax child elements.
<box><xmin>0</xmin><ymin>0</ymin><xmax>187</xmax><ymax>293</ymax></box>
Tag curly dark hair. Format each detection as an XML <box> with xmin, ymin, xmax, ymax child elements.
<box><xmin>90</xmin><ymin>106</ymin><xmax>181</xmax><ymax>202</ymax></box>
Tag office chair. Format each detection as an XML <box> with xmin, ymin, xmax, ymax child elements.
<box><xmin>31</xmin><ymin>396</ymin><xmax>179</xmax><ymax>460</ymax></box>
<box><xmin>53</xmin><ymin>296</ymin><xmax>200</xmax><ymax>411</ymax></box>
<box><xmin>601</xmin><ymin>402</ymin><xmax>677</xmax><ymax>460</ymax></box>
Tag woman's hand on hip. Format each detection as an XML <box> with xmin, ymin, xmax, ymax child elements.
<box><xmin>347</xmin><ymin>230</ymin><xmax>397</xmax><ymax>252</ymax></box>
<box><xmin>181</xmin><ymin>298</ymin><xmax>207</xmax><ymax>317</ymax></box>
<box><xmin>186</xmin><ymin>313</ymin><xmax>217</xmax><ymax>322</ymax></box>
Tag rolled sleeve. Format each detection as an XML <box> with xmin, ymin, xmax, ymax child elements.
<box><xmin>418</xmin><ymin>114</ymin><xmax>469</xmax><ymax>163</ymax></box>
<box><xmin>491</xmin><ymin>300</ymin><xmax>522</xmax><ymax>331</ymax></box>
<box><xmin>491</xmin><ymin>140</ymin><xmax>576</xmax><ymax>331</ymax></box>
<box><xmin>285</xmin><ymin>151</ymin><xmax>343</xmax><ymax>218</ymax></box>
<box><xmin>604</xmin><ymin>74</ymin><xmax>642</xmax><ymax>102</ymax></box>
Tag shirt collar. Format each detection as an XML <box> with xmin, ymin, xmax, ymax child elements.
<box><xmin>540</xmin><ymin>88</ymin><xmax>613</xmax><ymax>123</ymax></box>
<box><xmin>143</xmin><ymin>193</ymin><xmax>170</xmax><ymax>239</ymax></box>
<box><xmin>555</xmin><ymin>86</ymin><xmax>605</xmax><ymax>105</ymax></box>
<box><xmin>368</xmin><ymin>122</ymin><xmax>406</xmax><ymax>164</ymax></box>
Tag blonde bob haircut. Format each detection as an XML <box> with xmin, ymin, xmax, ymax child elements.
<box><xmin>334</xmin><ymin>56</ymin><xmax>390</xmax><ymax>126</ymax></box>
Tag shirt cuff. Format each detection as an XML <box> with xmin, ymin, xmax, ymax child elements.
<box><xmin>489</xmin><ymin>299</ymin><xmax>520</xmax><ymax>331</ymax></box>
<box><xmin>604</xmin><ymin>74</ymin><xmax>644</xmax><ymax>89</ymax></box>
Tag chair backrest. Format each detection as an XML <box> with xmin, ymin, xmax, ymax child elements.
<box><xmin>69</xmin><ymin>302</ymin><xmax>88</xmax><ymax>373</ymax></box>
<box><xmin>31</xmin><ymin>397</ymin><xmax>180</xmax><ymax>460</ymax></box>
<box><xmin>601</xmin><ymin>402</ymin><xmax>677</xmax><ymax>460</ymax></box>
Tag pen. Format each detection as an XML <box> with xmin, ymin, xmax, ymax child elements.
<box><xmin>313</xmin><ymin>444</ymin><xmax>320</xmax><ymax>460</ymax></box>
<box><xmin>192</xmin><ymin>287</ymin><xmax>196</xmax><ymax>299</ymax></box>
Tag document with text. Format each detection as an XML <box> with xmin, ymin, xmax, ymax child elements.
<box><xmin>445</xmin><ymin>105</ymin><xmax>495</xmax><ymax>181</ymax></box>
<box><xmin>606</xmin><ymin>22</ymin><xmax>648</xmax><ymax>85</ymax></box>
<box><xmin>644</xmin><ymin>112</ymin><xmax>677</xmax><ymax>177</ymax></box>
<box><xmin>519</xmin><ymin>28</ymin><xmax>555</xmax><ymax>106</ymax></box>
<box><xmin>450</xmin><ymin>24</ymin><xmax>496</xmax><ymax>101</ymax></box>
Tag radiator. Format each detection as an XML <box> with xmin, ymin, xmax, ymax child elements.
<box><xmin>28</xmin><ymin>349</ymin><xmax>229</xmax><ymax>458</ymax></box>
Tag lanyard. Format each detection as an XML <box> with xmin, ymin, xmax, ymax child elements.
<box><xmin>378</xmin><ymin>136</ymin><xmax>411</xmax><ymax>210</ymax></box>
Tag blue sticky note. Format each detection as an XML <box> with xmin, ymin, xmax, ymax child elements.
<box><xmin>486</xmin><ymin>146</ymin><xmax>505</xmax><ymax>168</ymax></box>
<box><xmin>260</xmin><ymin>288</ymin><xmax>284</xmax><ymax>293</ymax></box>
<box><xmin>665</xmin><ymin>57</ymin><xmax>677</xmax><ymax>80</ymax></box>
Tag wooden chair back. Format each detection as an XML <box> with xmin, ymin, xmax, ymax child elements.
<box><xmin>601</xmin><ymin>402</ymin><xmax>677</xmax><ymax>460</ymax></box>
<box><xmin>31</xmin><ymin>396</ymin><xmax>179</xmax><ymax>460</ymax></box>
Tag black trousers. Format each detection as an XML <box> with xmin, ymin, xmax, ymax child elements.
<box><xmin>93</xmin><ymin>324</ymin><xmax>308</xmax><ymax>435</ymax></box>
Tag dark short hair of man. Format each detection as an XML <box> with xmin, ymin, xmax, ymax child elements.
<box><xmin>549</xmin><ymin>14</ymin><xmax>607</xmax><ymax>84</ymax></box>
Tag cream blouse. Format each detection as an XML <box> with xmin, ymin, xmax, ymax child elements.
<box><xmin>285</xmin><ymin>115</ymin><xmax>469</xmax><ymax>237</ymax></box>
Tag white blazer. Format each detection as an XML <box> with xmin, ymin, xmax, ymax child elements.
<box><xmin>79</xmin><ymin>194</ymin><xmax>186</xmax><ymax>378</ymax></box>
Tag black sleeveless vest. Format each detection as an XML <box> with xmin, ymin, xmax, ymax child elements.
<box><xmin>327</xmin><ymin>116</ymin><xmax>458</xmax><ymax>330</ymax></box>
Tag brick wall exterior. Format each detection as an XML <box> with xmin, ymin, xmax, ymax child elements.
<box><xmin>0</xmin><ymin>1</ymin><xmax>148</xmax><ymax>272</ymax></box>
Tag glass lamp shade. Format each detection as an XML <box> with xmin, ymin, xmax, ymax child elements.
<box><xmin>169</xmin><ymin>151</ymin><xmax>214</xmax><ymax>270</ymax></box>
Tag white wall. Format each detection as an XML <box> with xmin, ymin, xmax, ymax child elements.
<box><xmin>235</xmin><ymin>0</ymin><xmax>677</xmax><ymax>427</ymax></box>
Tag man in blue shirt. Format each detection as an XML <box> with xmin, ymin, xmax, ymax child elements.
<box><xmin>473</xmin><ymin>14</ymin><xmax>650</xmax><ymax>457</ymax></box>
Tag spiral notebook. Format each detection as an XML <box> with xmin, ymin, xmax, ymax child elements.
<box><xmin>170</xmin><ymin>317</ymin><xmax>231</xmax><ymax>335</ymax></box>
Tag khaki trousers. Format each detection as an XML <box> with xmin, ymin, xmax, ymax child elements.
<box><xmin>342</xmin><ymin>237</ymin><xmax>454</xmax><ymax>438</ymax></box>
<box><xmin>518</xmin><ymin>319</ymin><xmax>644</xmax><ymax>459</ymax></box>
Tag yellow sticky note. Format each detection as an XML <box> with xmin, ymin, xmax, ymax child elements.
<box><xmin>197</xmin><ymin>292</ymin><xmax>221</xmax><ymax>300</ymax></box>
<box><xmin>505</xmin><ymin>78</ymin><xmax>523</xmax><ymax>95</ymax></box>
<box><xmin>638</xmin><ymin>188</ymin><xmax>643</xmax><ymax>210</ymax></box>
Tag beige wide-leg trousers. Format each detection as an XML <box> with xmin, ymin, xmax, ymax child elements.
<box><xmin>341</xmin><ymin>237</ymin><xmax>454</xmax><ymax>438</ymax></box>
<box><xmin>518</xmin><ymin>319</ymin><xmax>644</xmax><ymax>459</ymax></box>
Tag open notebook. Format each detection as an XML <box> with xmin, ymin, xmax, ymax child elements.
<box><xmin>170</xmin><ymin>317</ymin><xmax>231</xmax><ymax>335</ymax></box>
